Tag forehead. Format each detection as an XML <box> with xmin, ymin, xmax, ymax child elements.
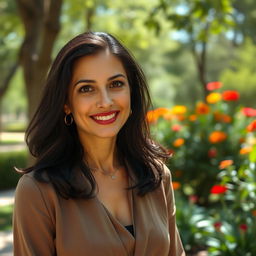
<box><xmin>71</xmin><ymin>51</ymin><xmax>127</xmax><ymax>81</ymax></box>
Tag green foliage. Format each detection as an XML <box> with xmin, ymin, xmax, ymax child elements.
<box><xmin>2</xmin><ymin>68</ymin><xmax>27</xmax><ymax>116</ymax></box>
<box><xmin>146</xmin><ymin>0</ymin><xmax>235</xmax><ymax>42</ymax></box>
<box><xmin>0</xmin><ymin>0</ymin><xmax>22</xmax><ymax>79</ymax></box>
<box><xmin>0</xmin><ymin>204</ymin><xmax>13</xmax><ymax>231</ymax></box>
<box><xmin>220</xmin><ymin>39</ymin><xmax>256</xmax><ymax>107</ymax></box>
<box><xmin>205</xmin><ymin>146</ymin><xmax>256</xmax><ymax>255</ymax></box>
<box><xmin>175</xmin><ymin>192</ymin><xmax>209</xmax><ymax>253</ymax></box>
<box><xmin>0</xmin><ymin>150</ymin><xmax>27</xmax><ymax>190</ymax></box>
<box><xmin>2</xmin><ymin>121</ymin><xmax>26</xmax><ymax>133</ymax></box>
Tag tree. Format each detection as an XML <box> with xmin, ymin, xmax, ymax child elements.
<box><xmin>232</xmin><ymin>0</ymin><xmax>256</xmax><ymax>45</ymax></box>
<box><xmin>16</xmin><ymin>0</ymin><xmax>62</xmax><ymax>120</ymax></box>
<box><xmin>146</xmin><ymin>0</ymin><xmax>235</xmax><ymax>99</ymax></box>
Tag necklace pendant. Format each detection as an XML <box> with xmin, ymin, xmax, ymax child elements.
<box><xmin>111</xmin><ymin>175</ymin><xmax>116</xmax><ymax>179</ymax></box>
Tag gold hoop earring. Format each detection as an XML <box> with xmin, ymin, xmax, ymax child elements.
<box><xmin>64</xmin><ymin>114</ymin><xmax>73</xmax><ymax>126</ymax></box>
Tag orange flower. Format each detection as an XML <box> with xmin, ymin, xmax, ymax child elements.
<box><xmin>206</xmin><ymin>81</ymin><xmax>222</xmax><ymax>91</ymax></box>
<box><xmin>209</xmin><ymin>131</ymin><xmax>227</xmax><ymax>143</ymax></box>
<box><xmin>206</xmin><ymin>92</ymin><xmax>222</xmax><ymax>104</ymax></box>
<box><xmin>214</xmin><ymin>112</ymin><xmax>232</xmax><ymax>123</ymax></box>
<box><xmin>171</xmin><ymin>105</ymin><xmax>187</xmax><ymax>115</ymax></box>
<box><xmin>239</xmin><ymin>137</ymin><xmax>246</xmax><ymax>144</ymax></box>
<box><xmin>196</xmin><ymin>102</ymin><xmax>210</xmax><ymax>114</ymax></box>
<box><xmin>163</xmin><ymin>111</ymin><xmax>174</xmax><ymax>121</ymax></box>
<box><xmin>155</xmin><ymin>107</ymin><xmax>170</xmax><ymax>116</ymax></box>
<box><xmin>239</xmin><ymin>147</ymin><xmax>253</xmax><ymax>155</ymax></box>
<box><xmin>252</xmin><ymin>210</ymin><xmax>256</xmax><ymax>217</ymax></box>
<box><xmin>146</xmin><ymin>108</ymin><xmax>170</xmax><ymax>123</ymax></box>
<box><xmin>172</xmin><ymin>181</ymin><xmax>181</xmax><ymax>190</ymax></box>
<box><xmin>219</xmin><ymin>160</ymin><xmax>233</xmax><ymax>169</ymax></box>
<box><xmin>173</xmin><ymin>138</ymin><xmax>185</xmax><ymax>147</ymax></box>
<box><xmin>222</xmin><ymin>114</ymin><xmax>232</xmax><ymax>123</ymax></box>
<box><xmin>247</xmin><ymin>120</ymin><xmax>256</xmax><ymax>132</ymax></box>
<box><xmin>146</xmin><ymin>110</ymin><xmax>158</xmax><ymax>123</ymax></box>
<box><xmin>189</xmin><ymin>114</ymin><xmax>197</xmax><ymax>121</ymax></box>
<box><xmin>222</xmin><ymin>90</ymin><xmax>240</xmax><ymax>101</ymax></box>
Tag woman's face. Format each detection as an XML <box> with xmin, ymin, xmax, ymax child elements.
<box><xmin>64</xmin><ymin>50</ymin><xmax>131</xmax><ymax>141</ymax></box>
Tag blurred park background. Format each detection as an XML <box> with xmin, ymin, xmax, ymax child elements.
<box><xmin>0</xmin><ymin>0</ymin><xmax>256</xmax><ymax>255</ymax></box>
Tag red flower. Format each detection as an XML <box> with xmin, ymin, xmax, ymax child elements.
<box><xmin>239</xmin><ymin>223</ymin><xmax>248</xmax><ymax>232</ymax></box>
<box><xmin>208</xmin><ymin>148</ymin><xmax>217</xmax><ymax>158</ymax></box>
<box><xmin>242</xmin><ymin>107</ymin><xmax>256</xmax><ymax>117</ymax></box>
<box><xmin>210</xmin><ymin>185</ymin><xmax>227</xmax><ymax>194</ymax></box>
<box><xmin>206</xmin><ymin>81</ymin><xmax>222</xmax><ymax>91</ymax></box>
<box><xmin>189</xmin><ymin>195</ymin><xmax>198</xmax><ymax>204</ymax></box>
<box><xmin>222</xmin><ymin>90</ymin><xmax>240</xmax><ymax>101</ymax></box>
<box><xmin>214</xmin><ymin>222</ymin><xmax>222</xmax><ymax>231</ymax></box>
<box><xmin>247</xmin><ymin>120</ymin><xmax>256</xmax><ymax>132</ymax></box>
<box><xmin>172</xmin><ymin>124</ymin><xmax>182</xmax><ymax>132</ymax></box>
<box><xmin>167</xmin><ymin>149</ymin><xmax>175</xmax><ymax>156</ymax></box>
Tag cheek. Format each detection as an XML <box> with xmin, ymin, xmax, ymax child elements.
<box><xmin>71</xmin><ymin>96</ymin><xmax>91</xmax><ymax>114</ymax></box>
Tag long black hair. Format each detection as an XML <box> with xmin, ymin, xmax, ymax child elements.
<box><xmin>22</xmin><ymin>32</ymin><xmax>168</xmax><ymax>199</ymax></box>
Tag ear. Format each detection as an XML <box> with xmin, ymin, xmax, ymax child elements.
<box><xmin>64</xmin><ymin>104</ymin><xmax>71</xmax><ymax>115</ymax></box>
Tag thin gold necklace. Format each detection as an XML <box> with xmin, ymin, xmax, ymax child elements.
<box><xmin>90</xmin><ymin>166</ymin><xmax>119</xmax><ymax>180</ymax></box>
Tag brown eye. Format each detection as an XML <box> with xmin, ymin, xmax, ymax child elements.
<box><xmin>110</xmin><ymin>80</ymin><xmax>124</xmax><ymax>88</ymax></box>
<box><xmin>79</xmin><ymin>85</ymin><xmax>93</xmax><ymax>93</ymax></box>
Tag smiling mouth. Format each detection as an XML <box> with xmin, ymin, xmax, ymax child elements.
<box><xmin>90</xmin><ymin>111</ymin><xmax>119</xmax><ymax>124</ymax></box>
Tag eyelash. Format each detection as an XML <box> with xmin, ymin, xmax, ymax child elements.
<box><xmin>78</xmin><ymin>85</ymin><xmax>93</xmax><ymax>93</ymax></box>
<box><xmin>78</xmin><ymin>80</ymin><xmax>125</xmax><ymax>93</ymax></box>
<box><xmin>110</xmin><ymin>80</ymin><xmax>125</xmax><ymax>88</ymax></box>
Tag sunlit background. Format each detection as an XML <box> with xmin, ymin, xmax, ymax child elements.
<box><xmin>1</xmin><ymin>0</ymin><xmax>256</xmax><ymax>255</ymax></box>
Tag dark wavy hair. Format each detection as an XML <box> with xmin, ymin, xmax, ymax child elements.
<box><xmin>22</xmin><ymin>32</ymin><xmax>168</xmax><ymax>199</ymax></box>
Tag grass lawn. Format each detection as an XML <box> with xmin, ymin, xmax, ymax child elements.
<box><xmin>0</xmin><ymin>204</ymin><xmax>13</xmax><ymax>231</ymax></box>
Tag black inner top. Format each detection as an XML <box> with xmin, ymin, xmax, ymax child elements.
<box><xmin>124</xmin><ymin>224</ymin><xmax>134</xmax><ymax>237</ymax></box>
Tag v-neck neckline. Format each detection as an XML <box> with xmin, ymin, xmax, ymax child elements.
<box><xmin>95</xmin><ymin>173</ymin><xmax>136</xmax><ymax>238</ymax></box>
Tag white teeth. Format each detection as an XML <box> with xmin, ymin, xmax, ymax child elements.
<box><xmin>93</xmin><ymin>113</ymin><xmax>116</xmax><ymax>121</ymax></box>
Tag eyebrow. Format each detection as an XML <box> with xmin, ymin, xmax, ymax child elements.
<box><xmin>74</xmin><ymin>74</ymin><xmax>126</xmax><ymax>87</ymax></box>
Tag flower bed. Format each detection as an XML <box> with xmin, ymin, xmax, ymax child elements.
<box><xmin>148</xmin><ymin>82</ymin><xmax>256</xmax><ymax>255</ymax></box>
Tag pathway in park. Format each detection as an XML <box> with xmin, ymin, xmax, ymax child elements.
<box><xmin>0</xmin><ymin>189</ymin><xmax>15</xmax><ymax>256</ymax></box>
<box><xmin>0</xmin><ymin>132</ymin><xmax>26</xmax><ymax>153</ymax></box>
<box><xmin>0</xmin><ymin>133</ymin><xmax>22</xmax><ymax>256</ymax></box>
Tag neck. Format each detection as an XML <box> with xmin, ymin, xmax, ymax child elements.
<box><xmin>80</xmin><ymin>135</ymin><xmax>120</xmax><ymax>171</ymax></box>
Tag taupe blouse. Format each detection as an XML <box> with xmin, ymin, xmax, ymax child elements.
<box><xmin>13</xmin><ymin>165</ymin><xmax>185</xmax><ymax>256</ymax></box>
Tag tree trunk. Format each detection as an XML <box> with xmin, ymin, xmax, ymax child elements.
<box><xmin>190</xmin><ymin>24</ymin><xmax>210</xmax><ymax>101</ymax></box>
<box><xmin>16</xmin><ymin>0</ymin><xmax>62</xmax><ymax>120</ymax></box>
<box><xmin>85</xmin><ymin>7</ymin><xmax>95</xmax><ymax>31</ymax></box>
<box><xmin>0</xmin><ymin>63</ymin><xmax>19</xmax><ymax>137</ymax></box>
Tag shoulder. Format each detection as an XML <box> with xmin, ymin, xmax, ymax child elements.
<box><xmin>154</xmin><ymin>159</ymin><xmax>172</xmax><ymax>185</ymax></box>
<box><xmin>16</xmin><ymin>171</ymin><xmax>51</xmax><ymax>194</ymax></box>
<box><xmin>15</xmin><ymin>171</ymin><xmax>57</xmax><ymax>211</ymax></box>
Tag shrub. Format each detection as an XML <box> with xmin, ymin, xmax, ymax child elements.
<box><xmin>0</xmin><ymin>150</ymin><xmax>27</xmax><ymax>190</ymax></box>
<box><xmin>149</xmin><ymin>85</ymin><xmax>256</xmax><ymax>205</ymax></box>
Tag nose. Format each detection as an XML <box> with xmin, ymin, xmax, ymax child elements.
<box><xmin>96</xmin><ymin>89</ymin><xmax>113</xmax><ymax>108</ymax></box>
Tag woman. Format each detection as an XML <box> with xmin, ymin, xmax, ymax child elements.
<box><xmin>13</xmin><ymin>32</ymin><xmax>185</xmax><ymax>256</ymax></box>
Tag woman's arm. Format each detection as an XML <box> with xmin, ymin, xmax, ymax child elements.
<box><xmin>13</xmin><ymin>174</ymin><xmax>56</xmax><ymax>256</ymax></box>
<box><xmin>163</xmin><ymin>165</ymin><xmax>186</xmax><ymax>256</ymax></box>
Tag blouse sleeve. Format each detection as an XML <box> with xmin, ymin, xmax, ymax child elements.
<box><xmin>13</xmin><ymin>174</ymin><xmax>56</xmax><ymax>256</ymax></box>
<box><xmin>163</xmin><ymin>165</ymin><xmax>186</xmax><ymax>256</ymax></box>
